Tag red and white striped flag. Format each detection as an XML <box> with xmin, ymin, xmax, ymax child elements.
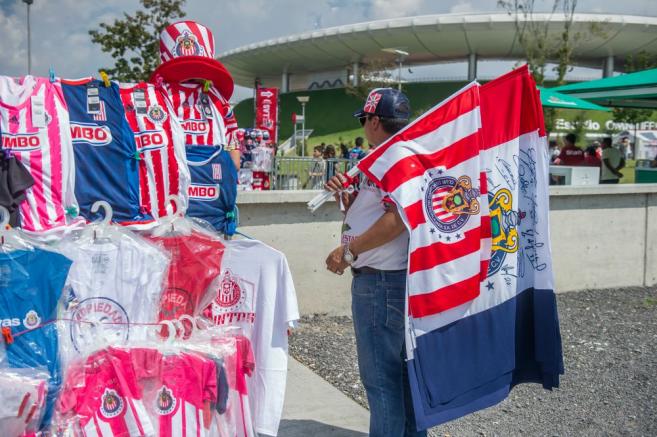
<box><xmin>357</xmin><ymin>83</ymin><xmax>486</xmax><ymax>317</ymax></box>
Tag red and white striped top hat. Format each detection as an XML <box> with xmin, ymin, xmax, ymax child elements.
<box><xmin>150</xmin><ymin>20</ymin><xmax>234</xmax><ymax>100</ymax></box>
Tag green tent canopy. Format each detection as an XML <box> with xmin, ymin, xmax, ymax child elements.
<box><xmin>552</xmin><ymin>68</ymin><xmax>657</xmax><ymax>109</ymax></box>
<box><xmin>538</xmin><ymin>87</ymin><xmax>611</xmax><ymax>111</ymax></box>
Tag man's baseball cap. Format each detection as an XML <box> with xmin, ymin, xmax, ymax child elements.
<box><xmin>353</xmin><ymin>88</ymin><xmax>410</xmax><ymax>120</ymax></box>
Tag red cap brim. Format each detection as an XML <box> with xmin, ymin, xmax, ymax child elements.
<box><xmin>150</xmin><ymin>56</ymin><xmax>234</xmax><ymax>100</ymax></box>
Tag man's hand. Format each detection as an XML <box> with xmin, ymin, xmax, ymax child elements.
<box><xmin>326</xmin><ymin>245</ymin><xmax>350</xmax><ymax>276</ymax></box>
<box><xmin>325</xmin><ymin>174</ymin><xmax>354</xmax><ymax>210</ymax></box>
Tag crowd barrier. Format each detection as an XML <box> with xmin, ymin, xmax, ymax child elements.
<box><xmin>235</xmin><ymin>185</ymin><xmax>657</xmax><ymax>315</ymax></box>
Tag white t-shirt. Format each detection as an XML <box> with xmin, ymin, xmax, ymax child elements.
<box><xmin>341</xmin><ymin>175</ymin><xmax>409</xmax><ymax>270</ymax></box>
<box><xmin>601</xmin><ymin>146</ymin><xmax>622</xmax><ymax>181</ymax></box>
<box><xmin>203</xmin><ymin>238</ymin><xmax>300</xmax><ymax>436</ymax></box>
<box><xmin>58</xmin><ymin>235</ymin><xmax>169</xmax><ymax>364</ymax></box>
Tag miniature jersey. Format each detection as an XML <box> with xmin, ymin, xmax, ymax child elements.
<box><xmin>58</xmin><ymin>347</ymin><xmax>154</xmax><ymax>437</ymax></box>
<box><xmin>132</xmin><ymin>349</ymin><xmax>217</xmax><ymax>436</ymax></box>
<box><xmin>203</xmin><ymin>239</ymin><xmax>299</xmax><ymax>436</ymax></box>
<box><xmin>0</xmin><ymin>154</ymin><xmax>34</xmax><ymax>227</ymax></box>
<box><xmin>185</xmin><ymin>146</ymin><xmax>237</xmax><ymax>234</ymax></box>
<box><xmin>119</xmin><ymin>82</ymin><xmax>190</xmax><ymax>218</ymax></box>
<box><xmin>61</xmin><ymin>79</ymin><xmax>144</xmax><ymax>222</ymax></box>
<box><xmin>0</xmin><ymin>248</ymin><xmax>73</xmax><ymax>427</ymax></box>
<box><xmin>147</xmin><ymin>231</ymin><xmax>224</xmax><ymax>322</ymax></box>
<box><xmin>211</xmin><ymin>335</ymin><xmax>256</xmax><ymax>437</ymax></box>
<box><xmin>0</xmin><ymin>76</ymin><xmax>79</xmax><ymax>232</ymax></box>
<box><xmin>58</xmin><ymin>236</ymin><xmax>168</xmax><ymax>365</ymax></box>
<box><xmin>162</xmin><ymin>83</ymin><xmax>236</xmax><ymax>147</ymax></box>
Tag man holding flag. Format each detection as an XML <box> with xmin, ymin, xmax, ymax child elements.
<box><xmin>325</xmin><ymin>88</ymin><xmax>426</xmax><ymax>437</ymax></box>
<box><xmin>322</xmin><ymin>66</ymin><xmax>563</xmax><ymax>434</ymax></box>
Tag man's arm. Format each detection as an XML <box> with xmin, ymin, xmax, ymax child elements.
<box><xmin>325</xmin><ymin>204</ymin><xmax>406</xmax><ymax>275</ymax></box>
<box><xmin>603</xmin><ymin>158</ymin><xmax>623</xmax><ymax>178</ymax></box>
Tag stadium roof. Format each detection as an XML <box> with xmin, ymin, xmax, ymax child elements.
<box><xmin>218</xmin><ymin>13</ymin><xmax>657</xmax><ymax>87</ymax></box>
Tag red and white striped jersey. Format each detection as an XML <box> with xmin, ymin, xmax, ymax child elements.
<box><xmin>162</xmin><ymin>82</ymin><xmax>237</xmax><ymax>147</ymax></box>
<box><xmin>0</xmin><ymin>76</ymin><xmax>79</xmax><ymax>232</ymax></box>
<box><xmin>58</xmin><ymin>348</ymin><xmax>154</xmax><ymax>437</ymax></box>
<box><xmin>119</xmin><ymin>82</ymin><xmax>190</xmax><ymax>218</ymax></box>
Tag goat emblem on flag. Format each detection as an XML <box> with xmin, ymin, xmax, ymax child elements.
<box><xmin>487</xmin><ymin>188</ymin><xmax>523</xmax><ymax>276</ymax></box>
<box><xmin>363</xmin><ymin>92</ymin><xmax>382</xmax><ymax>113</ymax></box>
<box><xmin>175</xmin><ymin>31</ymin><xmax>203</xmax><ymax>57</ymax></box>
<box><xmin>425</xmin><ymin>175</ymin><xmax>480</xmax><ymax>233</ymax></box>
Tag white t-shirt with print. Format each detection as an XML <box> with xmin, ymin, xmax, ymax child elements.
<box><xmin>204</xmin><ymin>238</ymin><xmax>300</xmax><ymax>436</ymax></box>
<box><xmin>57</xmin><ymin>235</ymin><xmax>169</xmax><ymax>364</ymax></box>
<box><xmin>341</xmin><ymin>175</ymin><xmax>409</xmax><ymax>270</ymax></box>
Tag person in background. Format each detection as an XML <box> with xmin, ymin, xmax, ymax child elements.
<box><xmin>349</xmin><ymin>137</ymin><xmax>366</xmax><ymax>161</ymax></box>
<box><xmin>600</xmin><ymin>136</ymin><xmax>625</xmax><ymax>184</ymax></box>
<box><xmin>583</xmin><ymin>145</ymin><xmax>601</xmax><ymax>168</ymax></box>
<box><xmin>548</xmin><ymin>140</ymin><xmax>560</xmax><ymax>164</ymax></box>
<box><xmin>323</xmin><ymin>144</ymin><xmax>337</xmax><ymax>182</ymax></box>
<box><xmin>650</xmin><ymin>153</ymin><xmax>657</xmax><ymax>168</ymax></box>
<box><xmin>618</xmin><ymin>136</ymin><xmax>632</xmax><ymax>160</ymax></box>
<box><xmin>556</xmin><ymin>133</ymin><xmax>585</xmax><ymax>166</ymax></box>
<box><xmin>305</xmin><ymin>145</ymin><xmax>326</xmax><ymax>189</ymax></box>
<box><xmin>339</xmin><ymin>142</ymin><xmax>350</xmax><ymax>159</ymax></box>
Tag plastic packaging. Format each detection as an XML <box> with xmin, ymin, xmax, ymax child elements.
<box><xmin>0</xmin><ymin>368</ymin><xmax>50</xmax><ymax>436</ymax></box>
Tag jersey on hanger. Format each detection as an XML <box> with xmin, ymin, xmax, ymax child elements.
<box><xmin>57</xmin><ymin>235</ymin><xmax>169</xmax><ymax>365</ymax></box>
<box><xmin>58</xmin><ymin>347</ymin><xmax>154</xmax><ymax>437</ymax></box>
<box><xmin>203</xmin><ymin>239</ymin><xmax>299</xmax><ymax>436</ymax></box>
<box><xmin>0</xmin><ymin>76</ymin><xmax>79</xmax><ymax>232</ymax></box>
<box><xmin>61</xmin><ymin>78</ymin><xmax>146</xmax><ymax>222</ymax></box>
<box><xmin>147</xmin><ymin>231</ymin><xmax>224</xmax><ymax>323</ymax></box>
<box><xmin>0</xmin><ymin>248</ymin><xmax>73</xmax><ymax>428</ymax></box>
<box><xmin>185</xmin><ymin>146</ymin><xmax>237</xmax><ymax>234</ymax></box>
<box><xmin>131</xmin><ymin>348</ymin><xmax>217</xmax><ymax>436</ymax></box>
<box><xmin>162</xmin><ymin>82</ymin><xmax>236</xmax><ymax>147</ymax></box>
<box><xmin>119</xmin><ymin>82</ymin><xmax>190</xmax><ymax>219</ymax></box>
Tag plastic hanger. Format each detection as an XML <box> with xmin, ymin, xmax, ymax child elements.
<box><xmin>151</xmin><ymin>195</ymin><xmax>193</xmax><ymax>237</ymax></box>
<box><xmin>0</xmin><ymin>206</ymin><xmax>34</xmax><ymax>253</ymax></box>
<box><xmin>78</xmin><ymin>200</ymin><xmax>122</xmax><ymax>243</ymax></box>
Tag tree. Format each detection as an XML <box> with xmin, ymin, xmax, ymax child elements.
<box><xmin>612</xmin><ymin>51</ymin><xmax>656</xmax><ymax>129</ymax></box>
<box><xmin>89</xmin><ymin>0</ymin><xmax>186</xmax><ymax>82</ymax></box>
<box><xmin>345</xmin><ymin>59</ymin><xmax>396</xmax><ymax>100</ymax></box>
<box><xmin>497</xmin><ymin>0</ymin><xmax>604</xmax><ymax>133</ymax></box>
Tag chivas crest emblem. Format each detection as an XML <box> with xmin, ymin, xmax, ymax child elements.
<box><xmin>487</xmin><ymin>188</ymin><xmax>524</xmax><ymax>276</ymax></box>
<box><xmin>146</xmin><ymin>104</ymin><xmax>167</xmax><ymax>124</ymax></box>
<box><xmin>155</xmin><ymin>385</ymin><xmax>176</xmax><ymax>415</ymax></box>
<box><xmin>174</xmin><ymin>31</ymin><xmax>203</xmax><ymax>57</ymax></box>
<box><xmin>425</xmin><ymin>175</ymin><xmax>480</xmax><ymax>233</ymax></box>
<box><xmin>23</xmin><ymin>310</ymin><xmax>41</xmax><ymax>329</ymax></box>
<box><xmin>100</xmin><ymin>388</ymin><xmax>124</xmax><ymax>418</ymax></box>
<box><xmin>215</xmin><ymin>270</ymin><xmax>245</xmax><ymax>309</ymax></box>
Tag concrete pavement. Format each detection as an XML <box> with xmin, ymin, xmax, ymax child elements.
<box><xmin>279</xmin><ymin>358</ymin><xmax>369</xmax><ymax>437</ymax></box>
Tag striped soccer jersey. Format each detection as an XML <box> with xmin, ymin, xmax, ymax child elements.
<box><xmin>132</xmin><ymin>350</ymin><xmax>217</xmax><ymax>437</ymax></box>
<box><xmin>61</xmin><ymin>78</ymin><xmax>145</xmax><ymax>222</ymax></box>
<box><xmin>119</xmin><ymin>82</ymin><xmax>190</xmax><ymax>218</ymax></box>
<box><xmin>58</xmin><ymin>348</ymin><xmax>154</xmax><ymax>437</ymax></box>
<box><xmin>0</xmin><ymin>76</ymin><xmax>79</xmax><ymax>232</ymax></box>
<box><xmin>162</xmin><ymin>82</ymin><xmax>237</xmax><ymax>148</ymax></box>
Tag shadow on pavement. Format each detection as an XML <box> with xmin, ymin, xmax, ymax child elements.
<box><xmin>278</xmin><ymin>419</ymin><xmax>368</xmax><ymax>437</ymax></box>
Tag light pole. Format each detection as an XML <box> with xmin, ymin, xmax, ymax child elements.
<box><xmin>297</xmin><ymin>96</ymin><xmax>310</xmax><ymax>156</ymax></box>
<box><xmin>382</xmin><ymin>48</ymin><xmax>409</xmax><ymax>90</ymax></box>
<box><xmin>23</xmin><ymin>0</ymin><xmax>34</xmax><ymax>75</ymax></box>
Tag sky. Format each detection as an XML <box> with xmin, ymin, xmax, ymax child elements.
<box><xmin>0</xmin><ymin>0</ymin><xmax>656</xmax><ymax>102</ymax></box>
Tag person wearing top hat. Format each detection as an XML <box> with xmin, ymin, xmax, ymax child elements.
<box><xmin>324</xmin><ymin>88</ymin><xmax>426</xmax><ymax>437</ymax></box>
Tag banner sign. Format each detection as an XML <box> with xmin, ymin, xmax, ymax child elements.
<box><xmin>255</xmin><ymin>88</ymin><xmax>279</xmax><ymax>144</ymax></box>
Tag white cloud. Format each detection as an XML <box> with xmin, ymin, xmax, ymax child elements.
<box><xmin>371</xmin><ymin>0</ymin><xmax>426</xmax><ymax>19</ymax></box>
<box><xmin>450</xmin><ymin>1</ymin><xmax>476</xmax><ymax>14</ymax></box>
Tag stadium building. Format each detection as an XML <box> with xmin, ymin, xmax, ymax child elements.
<box><xmin>220</xmin><ymin>13</ymin><xmax>657</xmax><ymax>139</ymax></box>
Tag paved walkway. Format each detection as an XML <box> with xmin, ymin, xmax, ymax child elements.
<box><xmin>279</xmin><ymin>358</ymin><xmax>369</xmax><ymax>437</ymax></box>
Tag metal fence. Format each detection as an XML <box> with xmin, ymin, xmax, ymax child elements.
<box><xmin>271</xmin><ymin>157</ymin><xmax>358</xmax><ymax>190</ymax></box>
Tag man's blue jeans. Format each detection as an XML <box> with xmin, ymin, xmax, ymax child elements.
<box><xmin>351</xmin><ymin>269</ymin><xmax>427</xmax><ymax>437</ymax></box>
